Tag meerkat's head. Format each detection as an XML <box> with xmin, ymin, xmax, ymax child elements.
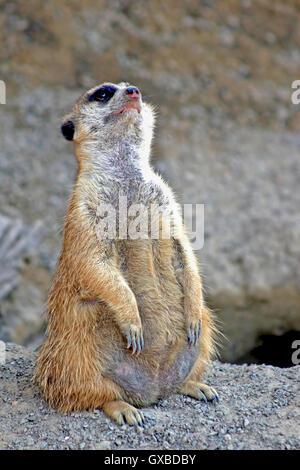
<box><xmin>61</xmin><ymin>82</ymin><xmax>155</xmax><ymax>155</ymax></box>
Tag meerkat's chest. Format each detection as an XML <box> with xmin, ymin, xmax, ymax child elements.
<box><xmin>98</xmin><ymin>179</ymin><xmax>175</xmax><ymax>242</ymax></box>
<box><xmin>102</xmin><ymin>175</ymin><xmax>169</xmax><ymax>207</ymax></box>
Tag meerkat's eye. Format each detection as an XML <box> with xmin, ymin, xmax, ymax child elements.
<box><xmin>88</xmin><ymin>86</ymin><xmax>117</xmax><ymax>104</ymax></box>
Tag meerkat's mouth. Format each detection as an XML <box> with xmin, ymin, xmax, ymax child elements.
<box><xmin>112</xmin><ymin>102</ymin><xmax>141</xmax><ymax>116</ymax></box>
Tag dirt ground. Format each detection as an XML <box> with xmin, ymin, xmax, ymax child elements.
<box><xmin>0</xmin><ymin>343</ymin><xmax>299</xmax><ymax>450</ymax></box>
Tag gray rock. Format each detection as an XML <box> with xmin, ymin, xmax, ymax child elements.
<box><xmin>0</xmin><ymin>0</ymin><xmax>300</xmax><ymax>361</ymax></box>
<box><xmin>158</xmin><ymin>124</ymin><xmax>300</xmax><ymax>360</ymax></box>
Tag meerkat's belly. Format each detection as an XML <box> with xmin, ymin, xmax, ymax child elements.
<box><xmin>101</xmin><ymin>238</ymin><xmax>200</xmax><ymax>405</ymax></box>
<box><xmin>104</xmin><ymin>342</ymin><xmax>200</xmax><ymax>406</ymax></box>
<box><xmin>118</xmin><ymin>238</ymin><xmax>186</xmax><ymax>345</ymax></box>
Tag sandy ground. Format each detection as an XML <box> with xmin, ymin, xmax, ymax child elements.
<box><xmin>0</xmin><ymin>343</ymin><xmax>299</xmax><ymax>450</ymax></box>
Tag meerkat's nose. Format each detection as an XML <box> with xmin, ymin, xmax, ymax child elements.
<box><xmin>125</xmin><ymin>87</ymin><xmax>140</xmax><ymax>99</ymax></box>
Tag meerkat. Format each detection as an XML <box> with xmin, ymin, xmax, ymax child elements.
<box><xmin>34</xmin><ymin>82</ymin><xmax>219</xmax><ymax>425</ymax></box>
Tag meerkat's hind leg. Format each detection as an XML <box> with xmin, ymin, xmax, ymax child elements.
<box><xmin>102</xmin><ymin>400</ymin><xmax>145</xmax><ymax>426</ymax></box>
<box><xmin>178</xmin><ymin>380</ymin><xmax>219</xmax><ymax>404</ymax></box>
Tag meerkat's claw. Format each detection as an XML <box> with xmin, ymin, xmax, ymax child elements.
<box><xmin>123</xmin><ymin>324</ymin><xmax>144</xmax><ymax>355</ymax></box>
<box><xmin>135</xmin><ymin>335</ymin><xmax>144</xmax><ymax>355</ymax></box>
<box><xmin>135</xmin><ymin>410</ymin><xmax>145</xmax><ymax>427</ymax></box>
<box><xmin>199</xmin><ymin>390</ymin><xmax>208</xmax><ymax>403</ymax></box>
<box><xmin>131</xmin><ymin>338</ymin><xmax>137</xmax><ymax>354</ymax></box>
<box><xmin>211</xmin><ymin>394</ymin><xmax>219</xmax><ymax>405</ymax></box>
<box><xmin>187</xmin><ymin>329</ymin><xmax>193</xmax><ymax>346</ymax></box>
<box><xmin>187</xmin><ymin>320</ymin><xmax>202</xmax><ymax>346</ymax></box>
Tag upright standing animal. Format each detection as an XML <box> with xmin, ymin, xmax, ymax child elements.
<box><xmin>35</xmin><ymin>82</ymin><xmax>219</xmax><ymax>425</ymax></box>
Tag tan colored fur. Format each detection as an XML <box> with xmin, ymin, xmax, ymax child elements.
<box><xmin>34</xmin><ymin>82</ymin><xmax>219</xmax><ymax>424</ymax></box>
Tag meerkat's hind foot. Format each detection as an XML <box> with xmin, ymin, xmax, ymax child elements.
<box><xmin>178</xmin><ymin>380</ymin><xmax>219</xmax><ymax>404</ymax></box>
<box><xmin>102</xmin><ymin>400</ymin><xmax>145</xmax><ymax>426</ymax></box>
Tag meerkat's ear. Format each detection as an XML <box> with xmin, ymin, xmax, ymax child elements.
<box><xmin>61</xmin><ymin>119</ymin><xmax>75</xmax><ymax>141</ymax></box>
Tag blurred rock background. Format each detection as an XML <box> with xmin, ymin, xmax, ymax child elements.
<box><xmin>0</xmin><ymin>0</ymin><xmax>299</xmax><ymax>363</ymax></box>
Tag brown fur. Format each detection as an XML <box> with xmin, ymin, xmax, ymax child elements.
<box><xmin>34</xmin><ymin>82</ymin><xmax>219</xmax><ymax>424</ymax></box>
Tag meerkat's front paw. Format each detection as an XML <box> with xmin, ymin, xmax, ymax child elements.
<box><xmin>186</xmin><ymin>319</ymin><xmax>202</xmax><ymax>346</ymax></box>
<box><xmin>122</xmin><ymin>323</ymin><xmax>144</xmax><ymax>355</ymax></box>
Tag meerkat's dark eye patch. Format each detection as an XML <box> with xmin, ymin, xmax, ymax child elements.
<box><xmin>88</xmin><ymin>85</ymin><xmax>117</xmax><ymax>103</ymax></box>
<box><xmin>61</xmin><ymin>120</ymin><xmax>75</xmax><ymax>141</ymax></box>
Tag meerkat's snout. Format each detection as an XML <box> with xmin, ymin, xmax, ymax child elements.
<box><xmin>112</xmin><ymin>85</ymin><xmax>142</xmax><ymax>116</ymax></box>
<box><xmin>125</xmin><ymin>86</ymin><xmax>140</xmax><ymax>100</ymax></box>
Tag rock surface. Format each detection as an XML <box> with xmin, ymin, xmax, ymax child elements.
<box><xmin>0</xmin><ymin>343</ymin><xmax>299</xmax><ymax>450</ymax></box>
<box><xmin>0</xmin><ymin>0</ymin><xmax>300</xmax><ymax>360</ymax></box>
